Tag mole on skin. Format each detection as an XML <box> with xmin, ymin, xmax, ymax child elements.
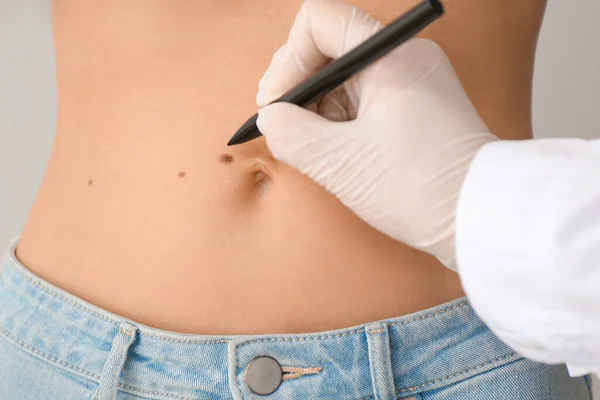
<box><xmin>178</xmin><ymin>171</ymin><xmax>186</xmax><ymax>178</ymax></box>
<box><xmin>88</xmin><ymin>179</ymin><xmax>93</xmax><ymax>186</ymax></box>
<box><xmin>219</xmin><ymin>153</ymin><xmax>234</xmax><ymax>165</ymax></box>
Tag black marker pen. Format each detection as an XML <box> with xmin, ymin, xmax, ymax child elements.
<box><xmin>227</xmin><ymin>0</ymin><xmax>444</xmax><ymax>146</ymax></box>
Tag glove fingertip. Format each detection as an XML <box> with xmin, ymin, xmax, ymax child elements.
<box><xmin>257</xmin><ymin>102</ymin><xmax>318</xmax><ymax>137</ymax></box>
<box><xmin>257</xmin><ymin>103</ymin><xmax>288</xmax><ymax>129</ymax></box>
<box><xmin>256</xmin><ymin>103</ymin><xmax>280</xmax><ymax>135</ymax></box>
<box><xmin>256</xmin><ymin>92</ymin><xmax>270</xmax><ymax>108</ymax></box>
<box><xmin>256</xmin><ymin>85</ymin><xmax>284</xmax><ymax>108</ymax></box>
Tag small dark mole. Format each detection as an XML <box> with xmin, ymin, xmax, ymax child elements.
<box><xmin>178</xmin><ymin>171</ymin><xmax>186</xmax><ymax>178</ymax></box>
<box><xmin>219</xmin><ymin>153</ymin><xmax>234</xmax><ymax>165</ymax></box>
<box><xmin>88</xmin><ymin>179</ymin><xmax>93</xmax><ymax>186</ymax></box>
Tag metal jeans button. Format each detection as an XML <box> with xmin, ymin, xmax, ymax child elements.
<box><xmin>245</xmin><ymin>356</ymin><xmax>283</xmax><ymax>395</ymax></box>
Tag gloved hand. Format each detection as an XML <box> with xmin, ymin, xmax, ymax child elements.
<box><xmin>256</xmin><ymin>0</ymin><xmax>498</xmax><ymax>269</ymax></box>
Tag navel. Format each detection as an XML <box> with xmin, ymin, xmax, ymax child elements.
<box><xmin>253</xmin><ymin>163</ymin><xmax>272</xmax><ymax>198</ymax></box>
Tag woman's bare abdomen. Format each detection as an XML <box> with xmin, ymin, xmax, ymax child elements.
<box><xmin>15</xmin><ymin>0</ymin><xmax>545</xmax><ymax>335</ymax></box>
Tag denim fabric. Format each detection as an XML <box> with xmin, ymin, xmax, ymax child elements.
<box><xmin>0</xmin><ymin>239</ymin><xmax>593</xmax><ymax>400</ymax></box>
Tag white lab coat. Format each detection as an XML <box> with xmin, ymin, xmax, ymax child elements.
<box><xmin>456</xmin><ymin>138</ymin><xmax>600</xmax><ymax>377</ymax></box>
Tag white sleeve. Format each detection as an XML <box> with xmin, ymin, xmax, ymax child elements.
<box><xmin>456</xmin><ymin>138</ymin><xmax>600</xmax><ymax>376</ymax></box>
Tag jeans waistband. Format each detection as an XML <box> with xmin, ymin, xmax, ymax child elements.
<box><xmin>0</xmin><ymin>239</ymin><xmax>520</xmax><ymax>400</ymax></box>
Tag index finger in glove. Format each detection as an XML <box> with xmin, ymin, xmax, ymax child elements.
<box><xmin>257</xmin><ymin>0</ymin><xmax>384</xmax><ymax>107</ymax></box>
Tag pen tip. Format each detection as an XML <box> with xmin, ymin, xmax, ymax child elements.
<box><xmin>227</xmin><ymin>129</ymin><xmax>249</xmax><ymax>146</ymax></box>
<box><xmin>227</xmin><ymin>127</ymin><xmax>245</xmax><ymax>146</ymax></box>
<box><xmin>227</xmin><ymin>114</ymin><xmax>261</xmax><ymax>146</ymax></box>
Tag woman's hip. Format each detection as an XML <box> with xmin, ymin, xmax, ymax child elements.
<box><xmin>0</xmin><ymin>239</ymin><xmax>592</xmax><ymax>400</ymax></box>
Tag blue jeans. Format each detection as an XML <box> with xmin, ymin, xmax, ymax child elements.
<box><xmin>0</xmin><ymin>239</ymin><xmax>593</xmax><ymax>400</ymax></box>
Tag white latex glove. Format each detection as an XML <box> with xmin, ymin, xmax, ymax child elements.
<box><xmin>256</xmin><ymin>0</ymin><xmax>498</xmax><ymax>269</ymax></box>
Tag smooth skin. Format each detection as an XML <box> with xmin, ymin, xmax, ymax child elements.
<box><xmin>16</xmin><ymin>0</ymin><xmax>546</xmax><ymax>335</ymax></box>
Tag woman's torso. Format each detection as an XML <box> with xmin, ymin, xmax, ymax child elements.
<box><xmin>15</xmin><ymin>0</ymin><xmax>546</xmax><ymax>335</ymax></box>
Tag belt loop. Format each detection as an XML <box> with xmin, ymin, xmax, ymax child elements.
<box><xmin>91</xmin><ymin>321</ymin><xmax>138</xmax><ymax>400</ymax></box>
<box><xmin>365</xmin><ymin>321</ymin><xmax>397</xmax><ymax>400</ymax></box>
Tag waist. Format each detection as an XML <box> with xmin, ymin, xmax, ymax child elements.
<box><xmin>0</xmin><ymin>244</ymin><xmax>518</xmax><ymax>399</ymax></box>
<box><xmin>16</xmin><ymin>150</ymin><xmax>464</xmax><ymax>334</ymax></box>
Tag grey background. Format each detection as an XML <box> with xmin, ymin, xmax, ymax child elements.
<box><xmin>0</xmin><ymin>0</ymin><xmax>599</xmax><ymax>390</ymax></box>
